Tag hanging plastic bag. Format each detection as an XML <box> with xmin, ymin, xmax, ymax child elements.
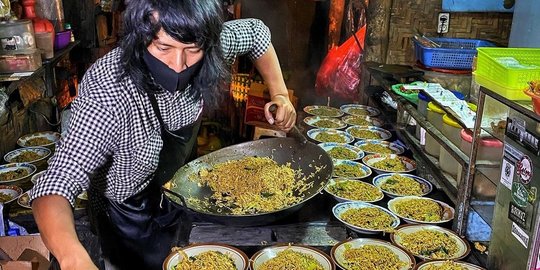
<box><xmin>315</xmin><ymin>25</ymin><xmax>366</xmax><ymax>101</ymax></box>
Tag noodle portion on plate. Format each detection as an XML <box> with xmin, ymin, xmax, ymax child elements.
<box><xmin>259</xmin><ymin>249</ymin><xmax>324</xmax><ymax>270</ymax></box>
<box><xmin>340</xmin><ymin>208</ymin><xmax>396</xmax><ymax>232</ymax></box>
<box><xmin>398</xmin><ymin>229</ymin><xmax>459</xmax><ymax>259</ymax></box>
<box><xmin>173</xmin><ymin>250</ymin><xmax>236</xmax><ymax>270</ymax></box>
<box><xmin>380</xmin><ymin>174</ymin><xmax>424</xmax><ymax>196</ymax></box>
<box><xmin>393</xmin><ymin>198</ymin><xmax>443</xmax><ymax>222</ymax></box>
<box><xmin>422</xmin><ymin>261</ymin><xmax>468</xmax><ymax>270</ymax></box>
<box><xmin>192</xmin><ymin>157</ymin><xmax>312</xmax><ymax>215</ymax></box>
<box><xmin>341</xmin><ymin>244</ymin><xmax>408</xmax><ymax>270</ymax></box>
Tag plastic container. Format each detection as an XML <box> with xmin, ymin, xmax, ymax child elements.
<box><xmin>458</xmin><ymin>129</ymin><xmax>504</xmax><ymax>195</ymax></box>
<box><xmin>524</xmin><ymin>89</ymin><xmax>540</xmax><ymax>115</ymax></box>
<box><xmin>391</xmin><ymin>82</ymin><xmax>420</xmax><ymax>104</ymax></box>
<box><xmin>425</xmin><ymin>102</ymin><xmax>445</xmax><ymax>157</ymax></box>
<box><xmin>0</xmin><ymin>19</ymin><xmax>36</xmax><ymax>54</ymax></box>
<box><xmin>413</xmin><ymin>37</ymin><xmax>495</xmax><ymax>70</ymax></box>
<box><xmin>54</xmin><ymin>30</ymin><xmax>71</xmax><ymax>50</ymax></box>
<box><xmin>439</xmin><ymin>114</ymin><xmax>463</xmax><ymax>177</ymax></box>
<box><xmin>35</xmin><ymin>31</ymin><xmax>54</xmax><ymax>59</ymax></box>
<box><xmin>475</xmin><ymin>47</ymin><xmax>540</xmax><ymax>100</ymax></box>
<box><xmin>0</xmin><ymin>49</ymin><xmax>42</xmax><ymax>73</ymax></box>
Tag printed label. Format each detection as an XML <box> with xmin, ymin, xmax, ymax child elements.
<box><xmin>511</xmin><ymin>222</ymin><xmax>529</xmax><ymax>248</ymax></box>
<box><xmin>512</xmin><ymin>182</ymin><xmax>529</xmax><ymax>208</ymax></box>
<box><xmin>500</xmin><ymin>159</ymin><xmax>514</xmax><ymax>190</ymax></box>
<box><xmin>517</xmin><ymin>155</ymin><xmax>533</xmax><ymax>184</ymax></box>
<box><xmin>509</xmin><ymin>202</ymin><xmax>528</xmax><ymax>229</ymax></box>
<box><xmin>420</xmin><ymin>128</ymin><xmax>426</xmax><ymax>146</ymax></box>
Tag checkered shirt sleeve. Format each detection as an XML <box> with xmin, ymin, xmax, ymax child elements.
<box><xmin>221</xmin><ymin>18</ymin><xmax>272</xmax><ymax>64</ymax></box>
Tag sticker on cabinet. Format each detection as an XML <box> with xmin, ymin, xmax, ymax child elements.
<box><xmin>511</xmin><ymin>222</ymin><xmax>529</xmax><ymax>248</ymax></box>
<box><xmin>500</xmin><ymin>159</ymin><xmax>514</xmax><ymax>190</ymax></box>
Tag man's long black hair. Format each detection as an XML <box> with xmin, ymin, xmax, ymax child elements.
<box><xmin>119</xmin><ymin>0</ymin><xmax>229</xmax><ymax>105</ymax></box>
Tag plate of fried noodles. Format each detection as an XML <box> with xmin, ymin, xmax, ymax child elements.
<box><xmin>332</xmin><ymin>160</ymin><xmax>372</xmax><ymax>180</ymax></box>
<box><xmin>250</xmin><ymin>244</ymin><xmax>334</xmax><ymax>270</ymax></box>
<box><xmin>373</xmin><ymin>173</ymin><xmax>432</xmax><ymax>198</ymax></box>
<box><xmin>325</xmin><ymin>178</ymin><xmax>384</xmax><ymax>203</ymax></box>
<box><xmin>391</xmin><ymin>225</ymin><xmax>470</xmax><ymax>261</ymax></box>
<box><xmin>0</xmin><ymin>163</ymin><xmax>36</xmax><ymax>186</ymax></box>
<box><xmin>362</xmin><ymin>154</ymin><xmax>416</xmax><ymax>174</ymax></box>
<box><xmin>0</xmin><ymin>184</ymin><xmax>22</xmax><ymax>204</ymax></box>
<box><xmin>318</xmin><ymin>143</ymin><xmax>364</xmax><ymax>161</ymax></box>
<box><xmin>331</xmin><ymin>238</ymin><xmax>415</xmax><ymax>270</ymax></box>
<box><xmin>4</xmin><ymin>146</ymin><xmax>51</xmax><ymax>167</ymax></box>
<box><xmin>354</xmin><ymin>140</ymin><xmax>405</xmax><ymax>155</ymax></box>
<box><xmin>333</xmin><ymin>201</ymin><xmax>400</xmax><ymax>234</ymax></box>
<box><xmin>304</xmin><ymin>105</ymin><xmax>344</xmax><ymax>118</ymax></box>
<box><xmin>342</xmin><ymin>115</ymin><xmax>384</xmax><ymax>127</ymax></box>
<box><xmin>340</xmin><ymin>104</ymin><xmax>381</xmax><ymax>117</ymax></box>
<box><xmin>414</xmin><ymin>260</ymin><xmax>485</xmax><ymax>270</ymax></box>
<box><xmin>346</xmin><ymin>126</ymin><xmax>392</xmax><ymax>141</ymax></box>
<box><xmin>304</xmin><ymin>116</ymin><xmax>347</xmax><ymax>129</ymax></box>
<box><xmin>163</xmin><ymin>243</ymin><xmax>249</xmax><ymax>270</ymax></box>
<box><xmin>307</xmin><ymin>128</ymin><xmax>355</xmax><ymax>144</ymax></box>
<box><xmin>18</xmin><ymin>131</ymin><xmax>61</xmax><ymax>149</ymax></box>
<box><xmin>388</xmin><ymin>196</ymin><xmax>454</xmax><ymax>224</ymax></box>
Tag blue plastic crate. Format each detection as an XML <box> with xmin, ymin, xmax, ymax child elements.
<box><xmin>413</xmin><ymin>37</ymin><xmax>495</xmax><ymax>70</ymax></box>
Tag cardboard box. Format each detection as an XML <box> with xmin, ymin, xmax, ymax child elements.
<box><xmin>244</xmin><ymin>82</ymin><xmax>298</xmax><ymax>129</ymax></box>
<box><xmin>0</xmin><ymin>235</ymin><xmax>51</xmax><ymax>270</ymax></box>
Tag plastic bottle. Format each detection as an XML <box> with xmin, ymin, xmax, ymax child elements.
<box><xmin>65</xmin><ymin>23</ymin><xmax>75</xmax><ymax>42</ymax></box>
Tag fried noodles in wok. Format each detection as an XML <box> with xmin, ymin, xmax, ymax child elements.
<box><xmin>192</xmin><ymin>157</ymin><xmax>312</xmax><ymax>215</ymax></box>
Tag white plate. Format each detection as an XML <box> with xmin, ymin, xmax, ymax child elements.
<box><xmin>304</xmin><ymin>116</ymin><xmax>347</xmax><ymax>129</ymax></box>
<box><xmin>31</xmin><ymin>170</ymin><xmax>47</xmax><ymax>185</ymax></box>
<box><xmin>0</xmin><ymin>184</ymin><xmax>23</xmax><ymax>204</ymax></box>
<box><xmin>251</xmin><ymin>244</ymin><xmax>334</xmax><ymax>270</ymax></box>
<box><xmin>304</xmin><ymin>105</ymin><xmax>344</xmax><ymax>118</ymax></box>
<box><xmin>333</xmin><ymin>201</ymin><xmax>400</xmax><ymax>234</ymax></box>
<box><xmin>391</xmin><ymin>224</ymin><xmax>470</xmax><ymax>261</ymax></box>
<box><xmin>346</xmin><ymin>126</ymin><xmax>392</xmax><ymax>141</ymax></box>
<box><xmin>307</xmin><ymin>128</ymin><xmax>354</xmax><ymax>144</ymax></box>
<box><xmin>415</xmin><ymin>260</ymin><xmax>485</xmax><ymax>270</ymax></box>
<box><xmin>355</xmin><ymin>140</ymin><xmax>405</xmax><ymax>155</ymax></box>
<box><xmin>388</xmin><ymin>196</ymin><xmax>454</xmax><ymax>224</ymax></box>
<box><xmin>17</xmin><ymin>191</ymin><xmax>31</xmax><ymax>209</ymax></box>
<box><xmin>373</xmin><ymin>173</ymin><xmax>432</xmax><ymax>198</ymax></box>
<box><xmin>163</xmin><ymin>243</ymin><xmax>249</xmax><ymax>270</ymax></box>
<box><xmin>17</xmin><ymin>131</ymin><xmax>61</xmax><ymax>148</ymax></box>
<box><xmin>340</xmin><ymin>104</ymin><xmax>381</xmax><ymax>117</ymax></box>
<box><xmin>342</xmin><ymin>115</ymin><xmax>384</xmax><ymax>127</ymax></box>
<box><xmin>362</xmin><ymin>154</ymin><xmax>416</xmax><ymax>174</ymax></box>
<box><xmin>4</xmin><ymin>146</ymin><xmax>51</xmax><ymax>165</ymax></box>
<box><xmin>332</xmin><ymin>160</ymin><xmax>372</xmax><ymax>180</ymax></box>
<box><xmin>318</xmin><ymin>143</ymin><xmax>364</xmax><ymax>161</ymax></box>
<box><xmin>331</xmin><ymin>238</ymin><xmax>415</xmax><ymax>270</ymax></box>
<box><xmin>324</xmin><ymin>178</ymin><xmax>384</xmax><ymax>203</ymax></box>
<box><xmin>0</xmin><ymin>163</ymin><xmax>37</xmax><ymax>185</ymax></box>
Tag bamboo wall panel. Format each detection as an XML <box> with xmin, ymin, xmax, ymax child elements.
<box><xmin>386</xmin><ymin>0</ymin><xmax>513</xmax><ymax>65</ymax></box>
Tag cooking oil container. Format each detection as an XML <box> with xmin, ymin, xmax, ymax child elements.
<box><xmin>0</xmin><ymin>20</ymin><xmax>36</xmax><ymax>54</ymax></box>
<box><xmin>439</xmin><ymin>114</ymin><xmax>463</xmax><ymax>177</ymax></box>
<box><xmin>457</xmin><ymin>129</ymin><xmax>503</xmax><ymax>188</ymax></box>
<box><xmin>425</xmin><ymin>102</ymin><xmax>445</xmax><ymax>157</ymax></box>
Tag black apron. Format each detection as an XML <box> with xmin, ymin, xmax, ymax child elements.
<box><xmin>91</xmin><ymin>92</ymin><xmax>201</xmax><ymax>270</ymax></box>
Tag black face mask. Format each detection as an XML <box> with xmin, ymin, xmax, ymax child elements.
<box><xmin>143</xmin><ymin>49</ymin><xmax>203</xmax><ymax>93</ymax></box>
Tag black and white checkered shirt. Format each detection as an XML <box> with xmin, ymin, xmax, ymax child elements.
<box><xmin>30</xmin><ymin>19</ymin><xmax>271</xmax><ymax>208</ymax></box>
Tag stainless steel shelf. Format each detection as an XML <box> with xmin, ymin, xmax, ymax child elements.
<box><xmin>395</xmin><ymin>129</ymin><xmax>458</xmax><ymax>203</ymax></box>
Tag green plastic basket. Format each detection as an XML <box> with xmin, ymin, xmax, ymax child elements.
<box><xmin>475</xmin><ymin>48</ymin><xmax>540</xmax><ymax>100</ymax></box>
<box><xmin>391</xmin><ymin>82</ymin><xmax>422</xmax><ymax>105</ymax></box>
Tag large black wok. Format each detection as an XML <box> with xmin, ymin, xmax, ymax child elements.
<box><xmin>162</xmin><ymin>137</ymin><xmax>333</xmax><ymax>226</ymax></box>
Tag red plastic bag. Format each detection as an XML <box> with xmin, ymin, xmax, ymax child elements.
<box><xmin>315</xmin><ymin>25</ymin><xmax>366</xmax><ymax>101</ymax></box>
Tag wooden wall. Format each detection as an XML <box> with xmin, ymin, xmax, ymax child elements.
<box><xmin>364</xmin><ymin>0</ymin><xmax>513</xmax><ymax>66</ymax></box>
